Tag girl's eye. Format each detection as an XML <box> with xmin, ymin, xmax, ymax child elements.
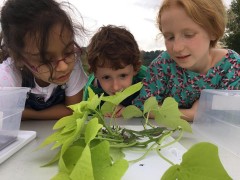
<box><xmin>64</xmin><ymin>49</ymin><xmax>75</xmax><ymax>57</ymax></box>
<box><xmin>65</xmin><ymin>52</ymin><xmax>72</xmax><ymax>56</ymax></box>
<box><xmin>184</xmin><ymin>33</ymin><xmax>195</xmax><ymax>38</ymax></box>
<box><xmin>164</xmin><ymin>35</ymin><xmax>174</xmax><ymax>41</ymax></box>
<box><xmin>44</xmin><ymin>55</ymin><xmax>54</xmax><ymax>62</ymax></box>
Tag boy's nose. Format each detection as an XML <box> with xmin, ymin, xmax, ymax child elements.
<box><xmin>112</xmin><ymin>80</ymin><xmax>122</xmax><ymax>92</ymax></box>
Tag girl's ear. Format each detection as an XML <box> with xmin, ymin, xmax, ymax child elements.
<box><xmin>210</xmin><ymin>33</ymin><xmax>216</xmax><ymax>41</ymax></box>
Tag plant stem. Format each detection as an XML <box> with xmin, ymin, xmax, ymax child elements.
<box><xmin>94</xmin><ymin>137</ymin><xmax>124</xmax><ymax>142</ymax></box>
<box><xmin>110</xmin><ymin>141</ymin><xmax>138</xmax><ymax>148</ymax></box>
<box><xmin>156</xmin><ymin>149</ymin><xmax>174</xmax><ymax>165</ymax></box>
<box><xmin>93</xmin><ymin>110</ymin><xmax>115</xmax><ymax>136</ymax></box>
<box><xmin>128</xmin><ymin>142</ymin><xmax>157</xmax><ymax>163</ymax></box>
<box><xmin>157</xmin><ymin>128</ymin><xmax>183</xmax><ymax>149</ymax></box>
<box><xmin>153</xmin><ymin>128</ymin><xmax>183</xmax><ymax>165</ymax></box>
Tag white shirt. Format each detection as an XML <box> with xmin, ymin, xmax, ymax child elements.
<box><xmin>0</xmin><ymin>57</ymin><xmax>88</xmax><ymax>101</ymax></box>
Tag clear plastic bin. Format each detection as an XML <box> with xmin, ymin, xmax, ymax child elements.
<box><xmin>0</xmin><ymin>87</ymin><xmax>29</xmax><ymax>150</ymax></box>
<box><xmin>193</xmin><ymin>89</ymin><xmax>240</xmax><ymax>157</ymax></box>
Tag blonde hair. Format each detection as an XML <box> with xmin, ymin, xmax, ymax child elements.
<box><xmin>157</xmin><ymin>0</ymin><xmax>227</xmax><ymax>47</ymax></box>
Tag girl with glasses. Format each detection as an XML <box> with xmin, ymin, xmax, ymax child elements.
<box><xmin>0</xmin><ymin>0</ymin><xmax>88</xmax><ymax>120</ymax></box>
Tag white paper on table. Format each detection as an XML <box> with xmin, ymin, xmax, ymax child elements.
<box><xmin>121</xmin><ymin>125</ymin><xmax>187</xmax><ymax>180</ymax></box>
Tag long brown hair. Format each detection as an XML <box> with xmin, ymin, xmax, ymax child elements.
<box><xmin>157</xmin><ymin>0</ymin><xmax>227</xmax><ymax>47</ymax></box>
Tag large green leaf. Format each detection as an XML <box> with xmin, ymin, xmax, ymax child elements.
<box><xmin>51</xmin><ymin>172</ymin><xmax>71</xmax><ymax>180</ymax></box>
<box><xmin>87</xmin><ymin>94</ymin><xmax>102</xmax><ymax>111</ymax></box>
<box><xmin>162</xmin><ymin>142</ymin><xmax>232</xmax><ymax>180</ymax></box>
<box><xmin>110</xmin><ymin>147</ymin><xmax>126</xmax><ymax>162</ymax></box>
<box><xmin>101</xmin><ymin>101</ymin><xmax>116</xmax><ymax>115</ymax></box>
<box><xmin>85</xmin><ymin>118</ymin><xmax>103</xmax><ymax>144</ymax></box>
<box><xmin>154</xmin><ymin>97</ymin><xmax>192</xmax><ymax>132</ymax></box>
<box><xmin>37</xmin><ymin>130</ymin><xmax>73</xmax><ymax>150</ymax></box>
<box><xmin>53</xmin><ymin>113</ymin><xmax>77</xmax><ymax>130</ymax></box>
<box><xmin>91</xmin><ymin>141</ymin><xmax>129</xmax><ymax>180</ymax></box>
<box><xmin>68</xmin><ymin>101</ymin><xmax>88</xmax><ymax>115</ymax></box>
<box><xmin>70</xmin><ymin>145</ymin><xmax>94</xmax><ymax>180</ymax></box>
<box><xmin>143</xmin><ymin>96</ymin><xmax>159</xmax><ymax>114</ymax></box>
<box><xmin>57</xmin><ymin>114</ymin><xmax>88</xmax><ymax>173</ymax></box>
<box><xmin>122</xmin><ymin>105</ymin><xmax>143</xmax><ymax>119</ymax></box>
<box><xmin>102</xmin><ymin>82</ymin><xmax>142</xmax><ymax>105</ymax></box>
<box><xmin>88</xmin><ymin>86</ymin><xmax>96</xmax><ymax>100</ymax></box>
<box><xmin>61</xmin><ymin>146</ymin><xmax>84</xmax><ymax>172</ymax></box>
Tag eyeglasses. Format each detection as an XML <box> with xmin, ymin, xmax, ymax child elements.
<box><xmin>23</xmin><ymin>48</ymin><xmax>81</xmax><ymax>74</ymax></box>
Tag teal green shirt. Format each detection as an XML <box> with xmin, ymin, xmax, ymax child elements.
<box><xmin>133</xmin><ymin>49</ymin><xmax>240</xmax><ymax>109</ymax></box>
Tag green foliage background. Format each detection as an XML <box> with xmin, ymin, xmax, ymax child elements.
<box><xmin>140</xmin><ymin>50</ymin><xmax>163</xmax><ymax>66</ymax></box>
<box><xmin>222</xmin><ymin>0</ymin><xmax>240</xmax><ymax>53</ymax></box>
<box><xmin>80</xmin><ymin>47</ymin><xmax>163</xmax><ymax>74</ymax></box>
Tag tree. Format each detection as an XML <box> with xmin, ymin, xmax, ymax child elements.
<box><xmin>222</xmin><ymin>0</ymin><xmax>240</xmax><ymax>53</ymax></box>
<box><xmin>141</xmin><ymin>50</ymin><xmax>163</xmax><ymax>66</ymax></box>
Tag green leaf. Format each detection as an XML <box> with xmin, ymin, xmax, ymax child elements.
<box><xmin>70</xmin><ymin>145</ymin><xmax>94</xmax><ymax>180</ymax></box>
<box><xmin>143</xmin><ymin>96</ymin><xmax>159</xmax><ymax>114</ymax></box>
<box><xmin>162</xmin><ymin>142</ymin><xmax>232</xmax><ymax>180</ymax></box>
<box><xmin>161</xmin><ymin>165</ymin><xmax>179</xmax><ymax>180</ymax></box>
<box><xmin>87</xmin><ymin>94</ymin><xmax>102</xmax><ymax>111</ymax></box>
<box><xmin>62</xmin><ymin>146</ymin><xmax>84</xmax><ymax>172</ymax></box>
<box><xmin>37</xmin><ymin>130</ymin><xmax>71</xmax><ymax>150</ymax></box>
<box><xmin>51</xmin><ymin>172</ymin><xmax>71</xmax><ymax>180</ymax></box>
<box><xmin>41</xmin><ymin>150</ymin><xmax>60</xmax><ymax>167</ymax></box>
<box><xmin>53</xmin><ymin>113</ymin><xmax>78</xmax><ymax>130</ymax></box>
<box><xmin>61</xmin><ymin>114</ymin><xmax>87</xmax><ymax>154</ymax></box>
<box><xmin>102</xmin><ymin>82</ymin><xmax>143</xmax><ymax>105</ymax></box>
<box><xmin>122</xmin><ymin>105</ymin><xmax>143</xmax><ymax>119</ymax></box>
<box><xmin>110</xmin><ymin>147</ymin><xmax>126</xmax><ymax>162</ymax></box>
<box><xmin>57</xmin><ymin>114</ymin><xmax>89</xmax><ymax>173</ymax></box>
<box><xmin>101</xmin><ymin>101</ymin><xmax>116</xmax><ymax>115</ymax></box>
<box><xmin>68</xmin><ymin>101</ymin><xmax>88</xmax><ymax>115</ymax></box>
<box><xmin>60</xmin><ymin>124</ymin><xmax>75</xmax><ymax>135</ymax></box>
<box><xmin>91</xmin><ymin>141</ymin><xmax>129</xmax><ymax>180</ymax></box>
<box><xmin>154</xmin><ymin>97</ymin><xmax>192</xmax><ymax>132</ymax></box>
<box><xmin>88</xmin><ymin>86</ymin><xmax>96</xmax><ymax>100</ymax></box>
<box><xmin>85</xmin><ymin>118</ymin><xmax>103</xmax><ymax>144</ymax></box>
<box><xmin>98</xmin><ymin>159</ymin><xmax>128</xmax><ymax>180</ymax></box>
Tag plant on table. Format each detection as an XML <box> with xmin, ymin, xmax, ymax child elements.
<box><xmin>38</xmin><ymin>82</ymin><xmax>231</xmax><ymax>180</ymax></box>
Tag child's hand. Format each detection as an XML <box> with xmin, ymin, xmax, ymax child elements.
<box><xmin>104</xmin><ymin>105</ymin><xmax>125</xmax><ymax>118</ymax></box>
<box><xmin>180</xmin><ymin>100</ymin><xmax>199</xmax><ymax>122</ymax></box>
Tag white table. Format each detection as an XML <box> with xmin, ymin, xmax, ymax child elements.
<box><xmin>0</xmin><ymin>120</ymin><xmax>239</xmax><ymax>180</ymax></box>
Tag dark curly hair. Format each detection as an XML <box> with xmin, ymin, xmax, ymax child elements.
<box><xmin>87</xmin><ymin>25</ymin><xmax>141</xmax><ymax>74</ymax></box>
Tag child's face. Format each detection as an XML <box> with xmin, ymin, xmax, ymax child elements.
<box><xmin>22</xmin><ymin>24</ymin><xmax>76</xmax><ymax>86</ymax></box>
<box><xmin>161</xmin><ymin>5</ymin><xmax>213</xmax><ymax>73</ymax></box>
<box><xmin>95</xmin><ymin>64</ymin><xmax>137</xmax><ymax>95</ymax></box>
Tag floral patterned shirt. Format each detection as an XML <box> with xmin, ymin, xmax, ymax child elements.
<box><xmin>133</xmin><ymin>49</ymin><xmax>240</xmax><ymax>109</ymax></box>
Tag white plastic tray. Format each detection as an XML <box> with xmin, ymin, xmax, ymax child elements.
<box><xmin>0</xmin><ymin>130</ymin><xmax>36</xmax><ymax>164</ymax></box>
<box><xmin>120</xmin><ymin>125</ymin><xmax>187</xmax><ymax>180</ymax></box>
